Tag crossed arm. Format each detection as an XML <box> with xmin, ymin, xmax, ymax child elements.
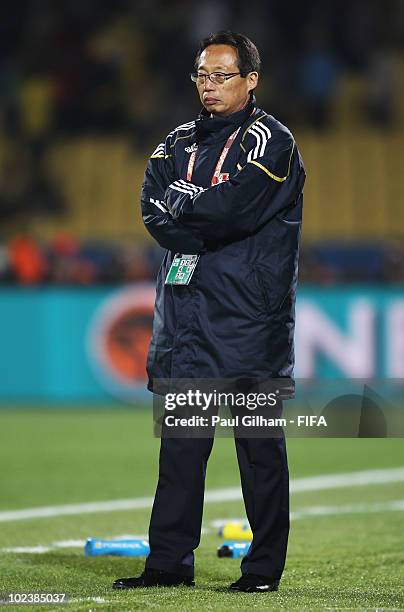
<box><xmin>141</xmin><ymin>132</ymin><xmax>305</xmax><ymax>250</ymax></box>
<box><xmin>141</xmin><ymin>150</ymin><xmax>205</xmax><ymax>253</ymax></box>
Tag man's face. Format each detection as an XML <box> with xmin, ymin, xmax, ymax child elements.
<box><xmin>196</xmin><ymin>44</ymin><xmax>258</xmax><ymax>117</ymax></box>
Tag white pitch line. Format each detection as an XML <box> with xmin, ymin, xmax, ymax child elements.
<box><xmin>210</xmin><ymin>499</ymin><xmax>404</xmax><ymax>529</ymax></box>
<box><xmin>291</xmin><ymin>499</ymin><xmax>404</xmax><ymax>519</ymax></box>
<box><xmin>52</xmin><ymin>539</ymin><xmax>88</xmax><ymax>549</ymax></box>
<box><xmin>2</xmin><ymin>546</ymin><xmax>53</xmax><ymax>554</ymax></box>
<box><xmin>0</xmin><ymin>497</ymin><xmax>155</xmax><ymax>523</ymax></box>
<box><xmin>2</xmin><ymin>534</ymin><xmax>148</xmax><ymax>554</ymax></box>
<box><xmin>289</xmin><ymin>467</ymin><xmax>404</xmax><ymax>493</ymax></box>
<box><xmin>3</xmin><ymin>499</ymin><xmax>404</xmax><ymax>554</ymax></box>
<box><xmin>1</xmin><ymin>467</ymin><xmax>404</xmax><ymax>523</ymax></box>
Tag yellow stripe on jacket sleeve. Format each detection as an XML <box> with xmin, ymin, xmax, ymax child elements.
<box><xmin>248</xmin><ymin>160</ymin><xmax>288</xmax><ymax>182</ymax></box>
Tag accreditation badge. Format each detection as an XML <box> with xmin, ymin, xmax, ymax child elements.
<box><xmin>165</xmin><ymin>254</ymin><xmax>200</xmax><ymax>285</ymax></box>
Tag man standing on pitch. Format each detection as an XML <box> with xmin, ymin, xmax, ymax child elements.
<box><xmin>113</xmin><ymin>31</ymin><xmax>305</xmax><ymax>593</ymax></box>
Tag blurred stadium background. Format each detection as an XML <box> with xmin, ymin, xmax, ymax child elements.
<box><xmin>0</xmin><ymin>1</ymin><xmax>404</xmax><ymax>608</ymax></box>
<box><xmin>0</xmin><ymin>0</ymin><xmax>404</xmax><ymax>401</ymax></box>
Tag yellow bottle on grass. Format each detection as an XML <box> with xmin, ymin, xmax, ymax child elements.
<box><xmin>218</xmin><ymin>522</ymin><xmax>253</xmax><ymax>540</ymax></box>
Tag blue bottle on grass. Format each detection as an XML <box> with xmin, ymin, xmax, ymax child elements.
<box><xmin>217</xmin><ymin>540</ymin><xmax>251</xmax><ymax>558</ymax></box>
<box><xmin>85</xmin><ymin>538</ymin><xmax>150</xmax><ymax>557</ymax></box>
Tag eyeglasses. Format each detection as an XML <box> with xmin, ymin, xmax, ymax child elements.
<box><xmin>190</xmin><ymin>72</ymin><xmax>242</xmax><ymax>85</ymax></box>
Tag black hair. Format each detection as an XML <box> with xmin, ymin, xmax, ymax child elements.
<box><xmin>194</xmin><ymin>30</ymin><xmax>261</xmax><ymax>76</ymax></box>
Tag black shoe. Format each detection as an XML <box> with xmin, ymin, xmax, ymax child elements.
<box><xmin>112</xmin><ymin>568</ymin><xmax>195</xmax><ymax>589</ymax></box>
<box><xmin>229</xmin><ymin>573</ymin><xmax>280</xmax><ymax>593</ymax></box>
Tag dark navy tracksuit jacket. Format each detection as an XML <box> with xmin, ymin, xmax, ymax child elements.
<box><xmin>141</xmin><ymin>96</ymin><xmax>306</xmax><ymax>391</ymax></box>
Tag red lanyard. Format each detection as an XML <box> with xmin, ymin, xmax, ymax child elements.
<box><xmin>186</xmin><ymin>126</ymin><xmax>240</xmax><ymax>186</ymax></box>
<box><xmin>186</xmin><ymin>108</ymin><xmax>256</xmax><ymax>186</ymax></box>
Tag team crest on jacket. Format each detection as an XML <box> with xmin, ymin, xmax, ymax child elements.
<box><xmin>185</xmin><ymin>143</ymin><xmax>198</xmax><ymax>153</ymax></box>
<box><xmin>216</xmin><ymin>172</ymin><xmax>229</xmax><ymax>183</ymax></box>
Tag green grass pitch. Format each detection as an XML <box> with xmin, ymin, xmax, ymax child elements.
<box><xmin>0</xmin><ymin>407</ymin><xmax>403</xmax><ymax>611</ymax></box>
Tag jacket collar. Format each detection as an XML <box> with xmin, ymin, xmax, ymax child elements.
<box><xmin>195</xmin><ymin>94</ymin><xmax>256</xmax><ymax>145</ymax></box>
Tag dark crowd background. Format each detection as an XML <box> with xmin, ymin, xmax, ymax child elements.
<box><xmin>0</xmin><ymin>0</ymin><xmax>403</xmax><ymax>285</ymax></box>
